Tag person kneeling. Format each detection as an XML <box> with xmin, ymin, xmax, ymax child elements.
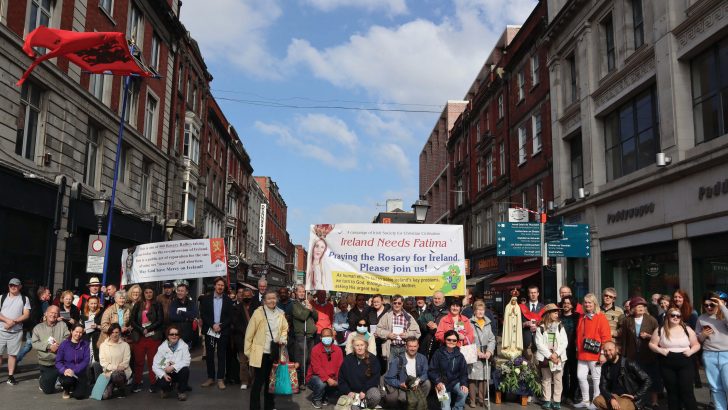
<box><xmin>55</xmin><ymin>324</ymin><xmax>91</xmax><ymax>399</ymax></box>
<box><xmin>337</xmin><ymin>336</ymin><xmax>382</xmax><ymax>409</ymax></box>
<box><xmin>307</xmin><ymin>328</ymin><xmax>343</xmax><ymax>408</ymax></box>
<box><xmin>593</xmin><ymin>341</ymin><xmax>651</xmax><ymax>410</ymax></box>
<box><xmin>99</xmin><ymin>323</ymin><xmax>132</xmax><ymax>399</ymax></box>
<box><xmin>384</xmin><ymin>336</ymin><xmax>430</xmax><ymax>410</ymax></box>
<box><xmin>152</xmin><ymin>325</ymin><xmax>191</xmax><ymax>401</ymax></box>
<box><xmin>429</xmin><ymin>330</ymin><xmax>469</xmax><ymax>410</ymax></box>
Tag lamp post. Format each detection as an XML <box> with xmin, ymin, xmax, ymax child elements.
<box><xmin>92</xmin><ymin>189</ymin><xmax>110</xmax><ymax>235</ymax></box>
<box><xmin>411</xmin><ymin>199</ymin><xmax>431</xmax><ymax>223</ymax></box>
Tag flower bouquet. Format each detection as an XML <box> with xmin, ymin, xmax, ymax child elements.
<box><xmin>496</xmin><ymin>356</ymin><xmax>542</xmax><ymax>397</ymax></box>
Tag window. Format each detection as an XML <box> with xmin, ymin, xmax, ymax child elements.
<box><xmin>28</xmin><ymin>0</ymin><xmax>52</xmax><ymax>33</ymax></box>
<box><xmin>691</xmin><ymin>38</ymin><xmax>728</xmax><ymax>144</ymax></box>
<box><xmin>127</xmin><ymin>4</ymin><xmax>143</xmax><ymax>45</ymax></box>
<box><xmin>567</xmin><ymin>54</ymin><xmax>578</xmax><ymax>104</ymax></box>
<box><xmin>531</xmin><ymin>54</ymin><xmax>540</xmax><ymax>86</ymax></box>
<box><xmin>192</xmin><ymin>86</ymin><xmax>198</xmax><ymax>113</ymax></box>
<box><xmin>498</xmin><ymin>94</ymin><xmax>504</xmax><ymax>119</ymax></box>
<box><xmin>476</xmin><ymin>119</ymin><xmax>481</xmax><ymax>142</ymax></box>
<box><xmin>89</xmin><ymin>74</ymin><xmax>105</xmax><ymax>101</ymax></box>
<box><xmin>498</xmin><ymin>203</ymin><xmax>508</xmax><ymax>222</ymax></box>
<box><xmin>177</xmin><ymin>65</ymin><xmax>184</xmax><ymax>92</ymax></box>
<box><xmin>183</xmin><ymin>122</ymin><xmax>200</xmax><ymax>163</ymax></box>
<box><xmin>456</xmin><ymin>177</ymin><xmax>464</xmax><ymax>207</ymax></box>
<box><xmin>99</xmin><ymin>0</ymin><xmax>112</xmax><ymax>14</ymax></box>
<box><xmin>140</xmin><ymin>160</ymin><xmax>151</xmax><ymax>209</ymax></box>
<box><xmin>604</xmin><ymin>14</ymin><xmax>616</xmax><ymax>72</ymax></box>
<box><xmin>184</xmin><ymin>191</ymin><xmax>196</xmax><ymax>225</ymax></box>
<box><xmin>633</xmin><ymin>0</ymin><xmax>644</xmax><ymax>49</ymax></box>
<box><xmin>84</xmin><ymin>124</ymin><xmax>99</xmax><ymax>186</ymax></box>
<box><xmin>522</xmin><ymin>191</ymin><xmax>528</xmax><ymax>209</ymax></box>
<box><xmin>604</xmin><ymin>88</ymin><xmax>659</xmax><ymax>181</ymax></box>
<box><xmin>472</xmin><ymin>212</ymin><xmax>482</xmax><ymax>249</ymax></box>
<box><xmin>150</xmin><ymin>34</ymin><xmax>160</xmax><ymax>71</ymax></box>
<box><xmin>570</xmin><ymin>136</ymin><xmax>583</xmax><ymax>199</ymax></box>
<box><xmin>486</xmin><ymin>150</ymin><xmax>493</xmax><ymax>185</ymax></box>
<box><xmin>144</xmin><ymin>94</ymin><xmax>158</xmax><ymax>141</ymax></box>
<box><xmin>499</xmin><ymin>143</ymin><xmax>505</xmax><ymax>175</ymax></box>
<box><xmin>518</xmin><ymin>126</ymin><xmax>527</xmax><ymax>164</ymax></box>
<box><xmin>118</xmin><ymin>145</ymin><xmax>128</xmax><ymax>183</ymax></box>
<box><xmin>532</xmin><ymin>113</ymin><xmax>542</xmax><ymax>154</ymax></box>
<box><xmin>122</xmin><ymin>80</ymin><xmax>139</xmax><ymax>126</ymax></box>
<box><xmin>485</xmin><ymin>207</ymin><xmax>494</xmax><ymax>245</ymax></box>
<box><xmin>15</xmin><ymin>82</ymin><xmax>42</xmax><ymax>160</ymax></box>
<box><xmin>517</xmin><ymin>70</ymin><xmax>525</xmax><ymax>101</ymax></box>
<box><xmin>476</xmin><ymin>161</ymin><xmax>482</xmax><ymax>192</ymax></box>
<box><xmin>536</xmin><ymin>182</ymin><xmax>543</xmax><ymax>212</ymax></box>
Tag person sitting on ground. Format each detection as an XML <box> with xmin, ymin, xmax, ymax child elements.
<box><xmin>384</xmin><ymin>336</ymin><xmax>431</xmax><ymax>409</ymax></box>
<box><xmin>338</xmin><ymin>336</ymin><xmax>382</xmax><ymax>409</ymax></box>
<box><xmin>306</xmin><ymin>327</ymin><xmax>344</xmax><ymax>408</ymax></box>
<box><xmin>345</xmin><ymin>317</ymin><xmax>376</xmax><ymax>355</ymax></box>
<box><xmin>98</xmin><ymin>323</ymin><xmax>132</xmax><ymax>399</ymax></box>
<box><xmin>593</xmin><ymin>340</ymin><xmax>651</xmax><ymax>410</ymax></box>
<box><xmin>32</xmin><ymin>305</ymin><xmax>69</xmax><ymax>394</ymax></box>
<box><xmin>55</xmin><ymin>323</ymin><xmax>90</xmax><ymax>399</ymax></box>
<box><xmin>152</xmin><ymin>325</ymin><xmax>191</xmax><ymax>401</ymax></box>
<box><xmin>429</xmin><ymin>329</ymin><xmax>469</xmax><ymax>410</ymax></box>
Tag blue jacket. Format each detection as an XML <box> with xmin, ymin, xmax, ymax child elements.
<box><xmin>384</xmin><ymin>352</ymin><xmax>428</xmax><ymax>388</ymax></box>
<box><xmin>428</xmin><ymin>346</ymin><xmax>468</xmax><ymax>392</ymax></box>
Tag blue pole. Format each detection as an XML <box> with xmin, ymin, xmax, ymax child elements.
<box><xmin>101</xmin><ymin>75</ymin><xmax>131</xmax><ymax>286</ymax></box>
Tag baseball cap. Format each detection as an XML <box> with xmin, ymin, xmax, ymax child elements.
<box><xmin>163</xmin><ymin>281</ymin><xmax>174</xmax><ymax>288</ymax></box>
<box><xmin>9</xmin><ymin>278</ymin><xmax>21</xmax><ymax>286</ymax></box>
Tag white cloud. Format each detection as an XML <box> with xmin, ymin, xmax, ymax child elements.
<box><xmin>286</xmin><ymin>0</ymin><xmax>537</xmax><ymax>104</ymax></box>
<box><xmin>303</xmin><ymin>0</ymin><xmax>408</xmax><ymax>15</ymax></box>
<box><xmin>357</xmin><ymin>111</ymin><xmax>414</xmax><ymax>145</ymax></box>
<box><xmin>298</xmin><ymin>113</ymin><xmax>358</xmax><ymax>150</ymax></box>
<box><xmin>180</xmin><ymin>0</ymin><xmax>283</xmax><ymax>79</ymax></box>
<box><xmin>374</xmin><ymin>143</ymin><xmax>412</xmax><ymax>180</ymax></box>
<box><xmin>315</xmin><ymin>203</ymin><xmax>376</xmax><ymax>224</ymax></box>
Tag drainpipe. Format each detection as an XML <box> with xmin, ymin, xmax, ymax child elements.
<box><xmin>46</xmin><ymin>176</ymin><xmax>66</xmax><ymax>288</ymax></box>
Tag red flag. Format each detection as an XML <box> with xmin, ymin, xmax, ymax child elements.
<box><xmin>17</xmin><ymin>26</ymin><xmax>154</xmax><ymax>86</ymax></box>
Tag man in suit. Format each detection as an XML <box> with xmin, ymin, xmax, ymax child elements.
<box><xmin>199</xmin><ymin>277</ymin><xmax>234</xmax><ymax>390</ymax></box>
<box><xmin>249</xmin><ymin>278</ymin><xmax>267</xmax><ymax>311</ymax></box>
<box><xmin>520</xmin><ymin>285</ymin><xmax>544</xmax><ymax>356</ymax></box>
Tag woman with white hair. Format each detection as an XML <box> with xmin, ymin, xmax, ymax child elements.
<box><xmin>574</xmin><ymin>293</ymin><xmax>611</xmax><ymax>409</ymax></box>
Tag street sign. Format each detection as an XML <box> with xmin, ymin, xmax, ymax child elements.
<box><xmin>496</xmin><ymin>222</ymin><xmax>541</xmax><ymax>256</ymax></box>
<box><xmin>86</xmin><ymin>235</ymin><xmax>107</xmax><ymax>274</ymax></box>
<box><xmin>508</xmin><ymin>208</ymin><xmax>529</xmax><ymax>222</ymax></box>
<box><xmin>544</xmin><ymin>217</ymin><xmax>564</xmax><ymax>242</ymax></box>
<box><xmin>546</xmin><ymin>224</ymin><xmax>590</xmax><ymax>257</ymax></box>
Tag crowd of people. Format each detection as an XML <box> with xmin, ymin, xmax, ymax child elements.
<box><xmin>2</xmin><ymin>273</ymin><xmax>728</xmax><ymax>410</ymax></box>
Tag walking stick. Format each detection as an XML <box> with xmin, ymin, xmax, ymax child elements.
<box><xmin>303</xmin><ymin>317</ymin><xmax>307</xmax><ymax>383</ymax></box>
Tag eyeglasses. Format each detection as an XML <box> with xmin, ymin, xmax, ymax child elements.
<box><xmin>445</xmin><ymin>338</ymin><xmax>458</xmax><ymax>342</ymax></box>
<box><xmin>704</xmin><ymin>303</ymin><xmax>717</xmax><ymax>308</ymax></box>
<box><xmin>602</xmin><ymin>294</ymin><xmax>615</xmax><ymax>299</ymax></box>
<box><xmin>8</xmin><ymin>284</ymin><xmax>18</xmax><ymax>288</ymax></box>
<box><xmin>669</xmin><ymin>313</ymin><xmax>682</xmax><ymax>318</ymax></box>
<box><xmin>168</xmin><ymin>333</ymin><xmax>180</xmax><ymax>336</ymax></box>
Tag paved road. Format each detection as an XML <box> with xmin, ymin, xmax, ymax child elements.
<box><xmin>0</xmin><ymin>352</ymin><xmax>714</xmax><ymax>410</ymax></box>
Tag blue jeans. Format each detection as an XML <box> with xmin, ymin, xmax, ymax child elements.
<box><xmin>703</xmin><ymin>350</ymin><xmax>728</xmax><ymax>410</ymax></box>
<box><xmin>440</xmin><ymin>382</ymin><xmax>467</xmax><ymax>410</ymax></box>
<box><xmin>308</xmin><ymin>376</ymin><xmax>336</xmax><ymax>402</ymax></box>
<box><xmin>16</xmin><ymin>331</ymin><xmax>32</xmax><ymax>363</ymax></box>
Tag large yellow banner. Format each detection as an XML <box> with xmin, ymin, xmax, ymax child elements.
<box><xmin>306</xmin><ymin>224</ymin><xmax>465</xmax><ymax>296</ymax></box>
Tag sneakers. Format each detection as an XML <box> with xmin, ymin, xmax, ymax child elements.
<box><xmin>574</xmin><ymin>402</ymin><xmax>589</xmax><ymax>408</ymax></box>
<box><xmin>542</xmin><ymin>401</ymin><xmax>552</xmax><ymax>409</ymax></box>
<box><xmin>201</xmin><ymin>378</ymin><xmax>215</xmax><ymax>387</ymax></box>
<box><xmin>178</xmin><ymin>392</ymin><xmax>187</xmax><ymax>401</ymax></box>
<box><xmin>586</xmin><ymin>404</ymin><xmax>597</xmax><ymax>410</ymax></box>
<box><xmin>322</xmin><ymin>398</ymin><xmax>328</xmax><ymax>406</ymax></box>
<box><xmin>240</xmin><ymin>384</ymin><xmax>248</xmax><ymax>390</ymax></box>
<box><xmin>131</xmin><ymin>383</ymin><xmax>142</xmax><ymax>393</ymax></box>
<box><xmin>149</xmin><ymin>383</ymin><xmax>158</xmax><ymax>393</ymax></box>
<box><xmin>62</xmin><ymin>391</ymin><xmax>71</xmax><ymax>399</ymax></box>
<box><xmin>312</xmin><ymin>401</ymin><xmax>323</xmax><ymax>409</ymax></box>
<box><xmin>6</xmin><ymin>375</ymin><xmax>18</xmax><ymax>386</ymax></box>
<box><xmin>552</xmin><ymin>403</ymin><xmax>561</xmax><ymax>410</ymax></box>
<box><xmin>217</xmin><ymin>380</ymin><xmax>226</xmax><ymax>390</ymax></box>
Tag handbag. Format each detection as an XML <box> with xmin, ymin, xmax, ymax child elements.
<box><xmin>263</xmin><ymin>307</ymin><xmax>280</xmax><ymax>360</ymax></box>
<box><xmin>90</xmin><ymin>374</ymin><xmax>110</xmax><ymax>400</ymax></box>
<box><xmin>460</xmin><ymin>336</ymin><xmax>478</xmax><ymax>365</ymax></box>
<box><xmin>268</xmin><ymin>347</ymin><xmax>299</xmax><ymax>395</ymax></box>
<box><xmin>581</xmin><ymin>316</ymin><xmax>602</xmax><ymax>354</ymax></box>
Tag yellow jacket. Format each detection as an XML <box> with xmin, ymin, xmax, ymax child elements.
<box><xmin>244</xmin><ymin>306</ymin><xmax>288</xmax><ymax>368</ymax></box>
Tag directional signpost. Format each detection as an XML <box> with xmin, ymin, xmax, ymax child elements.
<box><xmin>497</xmin><ymin>222</ymin><xmax>590</xmax><ymax>258</ymax></box>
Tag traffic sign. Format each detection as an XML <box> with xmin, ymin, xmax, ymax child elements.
<box><xmin>546</xmin><ymin>224</ymin><xmax>590</xmax><ymax>257</ymax></box>
<box><xmin>496</xmin><ymin>222</ymin><xmax>541</xmax><ymax>256</ymax></box>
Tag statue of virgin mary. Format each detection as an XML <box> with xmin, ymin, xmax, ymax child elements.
<box><xmin>500</xmin><ymin>289</ymin><xmax>524</xmax><ymax>359</ymax></box>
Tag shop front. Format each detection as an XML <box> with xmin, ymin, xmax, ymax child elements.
<box><xmin>466</xmin><ymin>252</ymin><xmax>503</xmax><ymax>300</ymax></box>
<box><xmin>601</xmin><ymin>242</ymin><xmax>679</xmax><ymax>302</ymax></box>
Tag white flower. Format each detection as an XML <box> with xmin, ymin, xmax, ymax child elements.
<box><xmin>514</xmin><ymin>368</ymin><xmax>521</xmax><ymax>375</ymax></box>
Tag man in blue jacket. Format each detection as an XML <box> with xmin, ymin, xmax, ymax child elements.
<box><xmin>384</xmin><ymin>337</ymin><xmax>430</xmax><ymax>408</ymax></box>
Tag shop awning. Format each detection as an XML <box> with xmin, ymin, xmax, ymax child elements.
<box><xmin>489</xmin><ymin>269</ymin><xmax>540</xmax><ymax>290</ymax></box>
<box><xmin>466</xmin><ymin>272</ymin><xmax>504</xmax><ymax>286</ymax></box>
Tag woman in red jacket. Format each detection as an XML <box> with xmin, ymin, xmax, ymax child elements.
<box><xmin>574</xmin><ymin>293</ymin><xmax>611</xmax><ymax>409</ymax></box>
<box><xmin>435</xmin><ymin>299</ymin><xmax>474</xmax><ymax>347</ymax></box>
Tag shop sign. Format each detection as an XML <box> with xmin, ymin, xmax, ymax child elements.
<box><xmin>711</xmin><ymin>262</ymin><xmax>728</xmax><ymax>273</ymax></box>
<box><xmin>646</xmin><ymin>262</ymin><xmax>660</xmax><ymax>277</ymax></box>
<box><xmin>607</xmin><ymin>203</ymin><xmax>655</xmax><ymax>224</ymax></box>
<box><xmin>477</xmin><ymin>257</ymin><xmax>500</xmax><ymax>272</ymax></box>
<box><xmin>508</xmin><ymin>208</ymin><xmax>529</xmax><ymax>222</ymax></box>
<box><xmin>698</xmin><ymin>180</ymin><xmax>728</xmax><ymax>200</ymax></box>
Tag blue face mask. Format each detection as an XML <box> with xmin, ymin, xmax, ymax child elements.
<box><xmin>357</xmin><ymin>326</ymin><xmax>367</xmax><ymax>333</ymax></box>
<box><xmin>321</xmin><ymin>337</ymin><xmax>333</xmax><ymax>346</ymax></box>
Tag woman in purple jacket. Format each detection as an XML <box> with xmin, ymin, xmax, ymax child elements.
<box><xmin>55</xmin><ymin>323</ymin><xmax>91</xmax><ymax>399</ymax></box>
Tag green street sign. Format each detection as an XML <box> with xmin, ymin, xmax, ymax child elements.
<box><xmin>496</xmin><ymin>222</ymin><xmax>541</xmax><ymax>256</ymax></box>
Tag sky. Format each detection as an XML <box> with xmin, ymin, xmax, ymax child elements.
<box><xmin>179</xmin><ymin>0</ymin><xmax>538</xmax><ymax>246</ymax></box>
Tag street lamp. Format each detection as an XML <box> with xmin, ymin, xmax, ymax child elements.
<box><xmin>411</xmin><ymin>199</ymin><xmax>431</xmax><ymax>223</ymax></box>
<box><xmin>92</xmin><ymin>189</ymin><xmax>110</xmax><ymax>234</ymax></box>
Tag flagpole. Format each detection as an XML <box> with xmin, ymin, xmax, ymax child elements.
<box><xmin>101</xmin><ymin>74</ymin><xmax>131</xmax><ymax>287</ymax></box>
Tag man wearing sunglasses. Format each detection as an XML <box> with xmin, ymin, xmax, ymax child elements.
<box><xmin>152</xmin><ymin>325</ymin><xmax>191</xmax><ymax>401</ymax></box>
<box><xmin>306</xmin><ymin>327</ymin><xmax>343</xmax><ymax>408</ymax></box>
<box><xmin>376</xmin><ymin>294</ymin><xmax>421</xmax><ymax>362</ymax></box>
<box><xmin>0</xmin><ymin>277</ymin><xmax>31</xmax><ymax>386</ymax></box>
<box><xmin>601</xmin><ymin>288</ymin><xmax>624</xmax><ymax>340</ymax></box>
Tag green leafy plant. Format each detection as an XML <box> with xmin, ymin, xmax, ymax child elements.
<box><xmin>497</xmin><ymin>356</ymin><xmax>542</xmax><ymax>397</ymax></box>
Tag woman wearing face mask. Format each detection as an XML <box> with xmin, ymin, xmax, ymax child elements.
<box><xmin>345</xmin><ymin>317</ymin><xmax>376</xmax><ymax>355</ymax></box>
<box><xmin>696</xmin><ymin>292</ymin><xmax>728</xmax><ymax>410</ymax></box>
<box><xmin>55</xmin><ymin>323</ymin><xmax>91</xmax><ymax>399</ymax></box>
<box><xmin>306</xmin><ymin>328</ymin><xmax>344</xmax><ymax>408</ymax></box>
